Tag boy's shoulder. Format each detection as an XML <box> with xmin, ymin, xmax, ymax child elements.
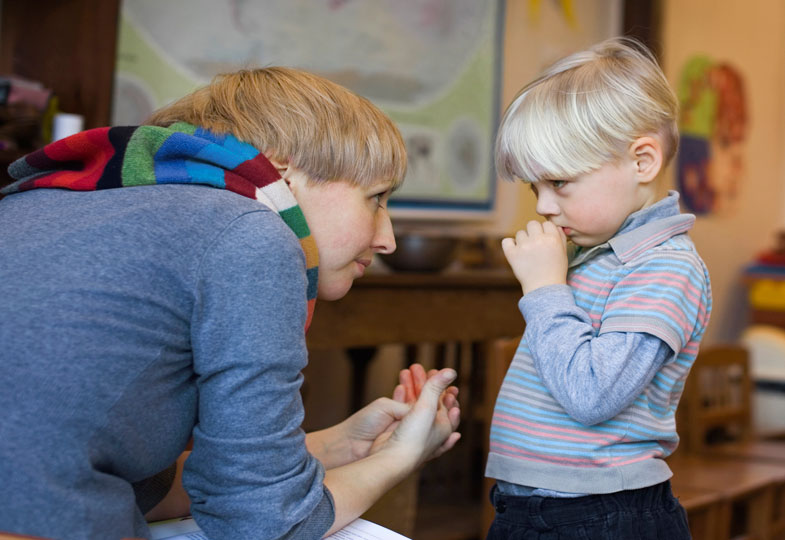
<box><xmin>617</xmin><ymin>233</ymin><xmax>710</xmax><ymax>290</ymax></box>
<box><xmin>625</xmin><ymin>232</ymin><xmax>702</xmax><ymax>263</ymax></box>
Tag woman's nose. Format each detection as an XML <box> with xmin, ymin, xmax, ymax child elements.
<box><xmin>373</xmin><ymin>210</ymin><xmax>396</xmax><ymax>254</ymax></box>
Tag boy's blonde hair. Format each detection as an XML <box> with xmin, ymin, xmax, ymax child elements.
<box><xmin>145</xmin><ymin>67</ymin><xmax>407</xmax><ymax>188</ymax></box>
<box><xmin>496</xmin><ymin>37</ymin><xmax>679</xmax><ymax>183</ymax></box>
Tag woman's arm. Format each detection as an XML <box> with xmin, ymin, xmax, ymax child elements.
<box><xmin>144</xmin><ymin>370</ymin><xmax>460</xmax><ymax>536</ymax></box>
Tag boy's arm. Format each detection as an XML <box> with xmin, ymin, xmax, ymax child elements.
<box><xmin>520</xmin><ymin>284</ymin><xmax>673</xmax><ymax>424</ymax></box>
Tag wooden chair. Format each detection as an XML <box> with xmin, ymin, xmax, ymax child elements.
<box><xmin>681</xmin><ymin>345</ymin><xmax>754</xmax><ymax>453</ymax></box>
<box><xmin>673</xmin><ymin>344</ymin><xmax>785</xmax><ymax>539</ymax></box>
<box><xmin>681</xmin><ymin>345</ymin><xmax>785</xmax><ymax>458</ymax></box>
<box><xmin>480</xmin><ymin>336</ymin><xmax>520</xmax><ymax>537</ymax></box>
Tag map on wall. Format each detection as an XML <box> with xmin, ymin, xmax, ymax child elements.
<box><xmin>112</xmin><ymin>0</ymin><xmax>504</xmax><ymax>218</ymax></box>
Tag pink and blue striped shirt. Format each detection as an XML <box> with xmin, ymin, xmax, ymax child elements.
<box><xmin>486</xmin><ymin>192</ymin><xmax>712</xmax><ymax>495</ymax></box>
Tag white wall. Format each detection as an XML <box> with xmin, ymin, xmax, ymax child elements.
<box><xmin>488</xmin><ymin>0</ymin><xmax>622</xmax><ymax>236</ymax></box>
<box><xmin>662</xmin><ymin>0</ymin><xmax>785</xmax><ymax>345</ymax></box>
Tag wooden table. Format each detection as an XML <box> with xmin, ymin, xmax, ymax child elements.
<box><xmin>701</xmin><ymin>440</ymin><xmax>785</xmax><ymax>464</ymax></box>
<box><xmin>672</xmin><ymin>484</ymin><xmax>724</xmax><ymax>540</ymax></box>
<box><xmin>668</xmin><ymin>454</ymin><xmax>785</xmax><ymax>540</ymax></box>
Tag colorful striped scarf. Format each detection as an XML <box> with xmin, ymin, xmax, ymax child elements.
<box><xmin>2</xmin><ymin>122</ymin><xmax>319</xmax><ymax>330</ymax></box>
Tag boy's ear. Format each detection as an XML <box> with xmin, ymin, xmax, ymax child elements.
<box><xmin>629</xmin><ymin>136</ymin><xmax>663</xmax><ymax>184</ymax></box>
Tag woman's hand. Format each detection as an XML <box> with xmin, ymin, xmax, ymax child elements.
<box><xmin>399</xmin><ymin>363</ymin><xmax>460</xmax><ymax>413</ymax></box>
<box><xmin>307</xmin><ymin>364</ymin><xmax>460</xmax><ymax>470</ymax></box>
<box><xmin>339</xmin><ymin>390</ymin><xmax>409</xmax><ymax>462</ymax></box>
<box><xmin>381</xmin><ymin>367</ymin><xmax>462</xmax><ymax>466</ymax></box>
<box><xmin>398</xmin><ymin>364</ymin><xmax>461</xmax><ymax>459</ymax></box>
<box><xmin>338</xmin><ymin>365</ymin><xmax>460</xmax><ymax>462</ymax></box>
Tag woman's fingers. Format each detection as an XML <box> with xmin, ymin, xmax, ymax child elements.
<box><xmin>411</xmin><ymin>364</ymin><xmax>427</xmax><ymax>396</ymax></box>
<box><xmin>392</xmin><ymin>384</ymin><xmax>406</xmax><ymax>403</ymax></box>
<box><xmin>398</xmin><ymin>365</ymin><xmax>461</xmax><ymax>414</ymax></box>
<box><xmin>431</xmin><ymin>432</ymin><xmax>462</xmax><ymax>459</ymax></box>
<box><xmin>398</xmin><ymin>368</ymin><xmax>416</xmax><ymax>403</ymax></box>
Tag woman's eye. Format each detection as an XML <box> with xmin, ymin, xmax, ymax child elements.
<box><xmin>372</xmin><ymin>192</ymin><xmax>388</xmax><ymax>208</ymax></box>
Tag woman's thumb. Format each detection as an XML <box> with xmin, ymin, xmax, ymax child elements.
<box><xmin>416</xmin><ymin>368</ymin><xmax>457</xmax><ymax>407</ymax></box>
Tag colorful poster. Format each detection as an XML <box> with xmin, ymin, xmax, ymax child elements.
<box><xmin>677</xmin><ymin>55</ymin><xmax>748</xmax><ymax>215</ymax></box>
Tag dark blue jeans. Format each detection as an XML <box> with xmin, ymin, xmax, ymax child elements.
<box><xmin>486</xmin><ymin>481</ymin><xmax>691</xmax><ymax>540</ymax></box>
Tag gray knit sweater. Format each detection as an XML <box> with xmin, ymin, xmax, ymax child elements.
<box><xmin>0</xmin><ymin>185</ymin><xmax>333</xmax><ymax>539</ymax></box>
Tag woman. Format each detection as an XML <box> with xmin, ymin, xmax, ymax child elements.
<box><xmin>0</xmin><ymin>68</ymin><xmax>460</xmax><ymax>539</ymax></box>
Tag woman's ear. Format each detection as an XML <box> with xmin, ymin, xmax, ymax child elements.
<box><xmin>629</xmin><ymin>136</ymin><xmax>663</xmax><ymax>184</ymax></box>
<box><xmin>267</xmin><ymin>157</ymin><xmax>290</xmax><ymax>183</ymax></box>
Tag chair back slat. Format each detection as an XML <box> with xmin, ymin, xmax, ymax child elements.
<box><xmin>683</xmin><ymin>345</ymin><xmax>754</xmax><ymax>452</ymax></box>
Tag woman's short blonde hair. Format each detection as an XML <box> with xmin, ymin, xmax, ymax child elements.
<box><xmin>496</xmin><ymin>37</ymin><xmax>679</xmax><ymax>182</ymax></box>
<box><xmin>145</xmin><ymin>67</ymin><xmax>407</xmax><ymax>188</ymax></box>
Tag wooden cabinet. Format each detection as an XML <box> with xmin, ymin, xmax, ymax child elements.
<box><xmin>0</xmin><ymin>0</ymin><xmax>121</xmax><ymax>130</ymax></box>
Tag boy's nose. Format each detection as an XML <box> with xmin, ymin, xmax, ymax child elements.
<box><xmin>535</xmin><ymin>193</ymin><xmax>560</xmax><ymax>217</ymax></box>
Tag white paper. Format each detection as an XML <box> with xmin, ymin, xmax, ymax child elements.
<box><xmin>149</xmin><ymin>517</ymin><xmax>205</xmax><ymax>540</ymax></box>
<box><xmin>325</xmin><ymin>518</ymin><xmax>411</xmax><ymax>540</ymax></box>
<box><xmin>148</xmin><ymin>517</ymin><xmax>410</xmax><ymax>540</ymax></box>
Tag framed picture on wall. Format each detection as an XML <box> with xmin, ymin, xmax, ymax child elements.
<box><xmin>112</xmin><ymin>0</ymin><xmax>505</xmax><ymax>221</ymax></box>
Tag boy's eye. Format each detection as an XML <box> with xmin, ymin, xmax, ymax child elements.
<box><xmin>550</xmin><ymin>180</ymin><xmax>567</xmax><ymax>189</ymax></box>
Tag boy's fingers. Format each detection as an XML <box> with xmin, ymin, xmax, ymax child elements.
<box><xmin>526</xmin><ymin>220</ymin><xmax>541</xmax><ymax>236</ymax></box>
<box><xmin>501</xmin><ymin>237</ymin><xmax>516</xmax><ymax>255</ymax></box>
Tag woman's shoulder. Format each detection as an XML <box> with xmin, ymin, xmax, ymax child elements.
<box><xmin>124</xmin><ymin>184</ymin><xmax>297</xmax><ymax>246</ymax></box>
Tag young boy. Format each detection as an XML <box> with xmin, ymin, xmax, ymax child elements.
<box><xmin>485</xmin><ymin>37</ymin><xmax>712</xmax><ymax>539</ymax></box>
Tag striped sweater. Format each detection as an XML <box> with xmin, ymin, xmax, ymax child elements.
<box><xmin>2</xmin><ymin>122</ymin><xmax>319</xmax><ymax>329</ymax></box>
<box><xmin>486</xmin><ymin>192</ymin><xmax>712</xmax><ymax>494</ymax></box>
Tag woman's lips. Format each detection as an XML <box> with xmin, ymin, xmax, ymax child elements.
<box><xmin>355</xmin><ymin>259</ymin><xmax>371</xmax><ymax>276</ymax></box>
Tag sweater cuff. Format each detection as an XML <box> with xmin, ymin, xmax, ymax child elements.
<box><xmin>518</xmin><ymin>284</ymin><xmax>574</xmax><ymax>320</ymax></box>
<box><xmin>132</xmin><ymin>461</ymin><xmax>177</xmax><ymax>515</ymax></box>
<box><xmin>283</xmin><ymin>486</ymin><xmax>335</xmax><ymax>539</ymax></box>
